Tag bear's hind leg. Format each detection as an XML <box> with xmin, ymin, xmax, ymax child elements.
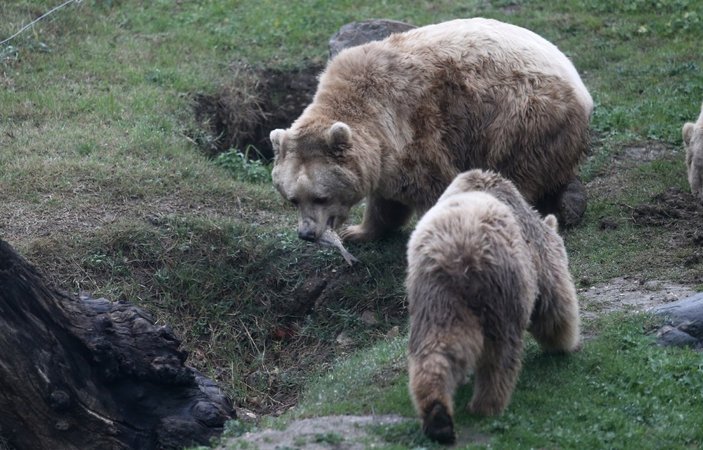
<box><xmin>529</xmin><ymin>282</ymin><xmax>581</xmax><ymax>353</ymax></box>
<box><xmin>409</xmin><ymin>324</ymin><xmax>483</xmax><ymax>444</ymax></box>
<box><xmin>535</xmin><ymin>177</ymin><xmax>587</xmax><ymax>228</ymax></box>
<box><xmin>468</xmin><ymin>336</ymin><xmax>524</xmax><ymax>416</ymax></box>
<box><xmin>341</xmin><ymin>196</ymin><xmax>412</xmax><ymax>242</ymax></box>
<box><xmin>408</xmin><ymin>353</ymin><xmax>458</xmax><ymax>444</ymax></box>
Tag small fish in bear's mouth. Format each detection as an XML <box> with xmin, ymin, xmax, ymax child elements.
<box><xmin>318</xmin><ymin>229</ymin><xmax>359</xmax><ymax>266</ymax></box>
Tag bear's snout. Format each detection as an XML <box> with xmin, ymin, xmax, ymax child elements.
<box><xmin>298</xmin><ymin>219</ymin><xmax>320</xmax><ymax>242</ymax></box>
<box><xmin>298</xmin><ymin>228</ymin><xmax>318</xmax><ymax>242</ymax></box>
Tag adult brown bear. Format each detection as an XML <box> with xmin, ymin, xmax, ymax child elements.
<box><xmin>270</xmin><ymin>18</ymin><xmax>593</xmax><ymax>242</ymax></box>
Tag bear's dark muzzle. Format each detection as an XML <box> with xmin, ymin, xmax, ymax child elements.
<box><xmin>298</xmin><ymin>229</ymin><xmax>318</xmax><ymax>242</ymax></box>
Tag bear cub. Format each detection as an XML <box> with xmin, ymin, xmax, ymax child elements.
<box><xmin>406</xmin><ymin>169</ymin><xmax>581</xmax><ymax>444</ymax></box>
<box><xmin>683</xmin><ymin>101</ymin><xmax>703</xmax><ymax>202</ymax></box>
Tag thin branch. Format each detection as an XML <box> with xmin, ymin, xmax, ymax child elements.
<box><xmin>0</xmin><ymin>0</ymin><xmax>81</xmax><ymax>47</ymax></box>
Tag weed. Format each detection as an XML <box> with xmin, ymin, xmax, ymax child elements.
<box><xmin>215</xmin><ymin>147</ymin><xmax>271</xmax><ymax>183</ymax></box>
<box><xmin>313</xmin><ymin>432</ymin><xmax>343</xmax><ymax>445</ymax></box>
<box><xmin>221</xmin><ymin>420</ymin><xmax>254</xmax><ymax>439</ymax></box>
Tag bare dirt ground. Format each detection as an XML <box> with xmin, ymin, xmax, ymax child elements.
<box><xmin>578</xmin><ymin>276</ymin><xmax>697</xmax><ymax>321</ymax></box>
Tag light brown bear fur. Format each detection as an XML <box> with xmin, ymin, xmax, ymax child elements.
<box><xmin>683</xmin><ymin>102</ymin><xmax>703</xmax><ymax>202</ymax></box>
<box><xmin>270</xmin><ymin>18</ymin><xmax>593</xmax><ymax>243</ymax></box>
<box><xmin>406</xmin><ymin>169</ymin><xmax>580</xmax><ymax>444</ymax></box>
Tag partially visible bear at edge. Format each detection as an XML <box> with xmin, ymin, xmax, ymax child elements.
<box><xmin>270</xmin><ymin>18</ymin><xmax>593</xmax><ymax>243</ymax></box>
<box><xmin>406</xmin><ymin>169</ymin><xmax>581</xmax><ymax>444</ymax></box>
<box><xmin>683</xmin><ymin>102</ymin><xmax>703</xmax><ymax>202</ymax></box>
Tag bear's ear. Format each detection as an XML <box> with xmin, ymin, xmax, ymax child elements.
<box><xmin>326</xmin><ymin>122</ymin><xmax>352</xmax><ymax>150</ymax></box>
<box><xmin>270</xmin><ymin>129</ymin><xmax>287</xmax><ymax>157</ymax></box>
<box><xmin>544</xmin><ymin>214</ymin><xmax>558</xmax><ymax>231</ymax></box>
<box><xmin>683</xmin><ymin>123</ymin><xmax>695</xmax><ymax>146</ymax></box>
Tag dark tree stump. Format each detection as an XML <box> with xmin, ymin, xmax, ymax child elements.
<box><xmin>328</xmin><ymin>19</ymin><xmax>417</xmax><ymax>58</ymax></box>
<box><xmin>0</xmin><ymin>240</ymin><xmax>234</xmax><ymax>450</ymax></box>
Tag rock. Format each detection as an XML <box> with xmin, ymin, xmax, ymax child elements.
<box><xmin>217</xmin><ymin>415</ymin><xmax>409</xmax><ymax>450</ymax></box>
<box><xmin>336</xmin><ymin>331</ymin><xmax>354</xmax><ymax>347</ymax></box>
<box><xmin>385</xmin><ymin>325</ymin><xmax>400</xmax><ymax>339</ymax></box>
<box><xmin>656</xmin><ymin>325</ymin><xmax>699</xmax><ymax>348</ymax></box>
<box><xmin>652</xmin><ymin>293</ymin><xmax>703</xmax><ymax>349</ymax></box>
<box><xmin>328</xmin><ymin>19</ymin><xmax>416</xmax><ymax>59</ymax></box>
<box><xmin>361</xmin><ymin>310</ymin><xmax>379</xmax><ymax>326</ymax></box>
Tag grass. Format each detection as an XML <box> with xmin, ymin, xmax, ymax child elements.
<box><xmin>1</xmin><ymin>0</ymin><xmax>703</xmax><ymax>448</ymax></box>
<box><xmin>234</xmin><ymin>314</ymin><xmax>702</xmax><ymax>449</ymax></box>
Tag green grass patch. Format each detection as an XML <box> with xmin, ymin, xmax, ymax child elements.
<box><xmin>281</xmin><ymin>314</ymin><xmax>703</xmax><ymax>449</ymax></box>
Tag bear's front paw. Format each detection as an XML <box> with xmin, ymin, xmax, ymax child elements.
<box><xmin>339</xmin><ymin>225</ymin><xmax>375</xmax><ymax>242</ymax></box>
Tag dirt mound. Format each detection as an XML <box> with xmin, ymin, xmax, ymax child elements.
<box><xmin>631</xmin><ymin>187</ymin><xmax>703</xmax><ymax>251</ymax></box>
<box><xmin>192</xmin><ymin>63</ymin><xmax>322</xmax><ymax>159</ymax></box>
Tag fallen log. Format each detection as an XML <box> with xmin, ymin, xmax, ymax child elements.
<box><xmin>0</xmin><ymin>239</ymin><xmax>234</xmax><ymax>449</ymax></box>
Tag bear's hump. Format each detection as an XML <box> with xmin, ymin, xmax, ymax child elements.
<box><xmin>383</xmin><ymin>18</ymin><xmax>593</xmax><ymax>113</ymax></box>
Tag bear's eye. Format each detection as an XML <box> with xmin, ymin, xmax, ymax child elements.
<box><xmin>289</xmin><ymin>197</ymin><xmax>299</xmax><ymax>206</ymax></box>
<box><xmin>312</xmin><ymin>196</ymin><xmax>329</xmax><ymax>205</ymax></box>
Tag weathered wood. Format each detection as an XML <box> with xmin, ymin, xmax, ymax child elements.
<box><xmin>0</xmin><ymin>239</ymin><xmax>234</xmax><ymax>450</ymax></box>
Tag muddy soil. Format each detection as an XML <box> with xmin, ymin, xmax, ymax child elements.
<box><xmin>192</xmin><ymin>63</ymin><xmax>322</xmax><ymax>159</ymax></box>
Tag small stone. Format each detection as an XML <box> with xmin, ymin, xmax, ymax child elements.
<box><xmin>236</xmin><ymin>407</ymin><xmax>258</xmax><ymax>423</ymax></box>
<box><xmin>361</xmin><ymin>310</ymin><xmax>378</xmax><ymax>326</ymax></box>
<box><xmin>642</xmin><ymin>280</ymin><xmax>660</xmax><ymax>291</ymax></box>
<box><xmin>335</xmin><ymin>331</ymin><xmax>354</xmax><ymax>347</ymax></box>
<box><xmin>664</xmin><ymin>292</ymin><xmax>679</xmax><ymax>302</ymax></box>
<box><xmin>385</xmin><ymin>326</ymin><xmax>400</xmax><ymax>339</ymax></box>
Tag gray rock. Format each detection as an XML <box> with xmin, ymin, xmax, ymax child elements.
<box><xmin>218</xmin><ymin>415</ymin><xmax>409</xmax><ymax>450</ymax></box>
<box><xmin>652</xmin><ymin>293</ymin><xmax>703</xmax><ymax>349</ymax></box>
<box><xmin>329</xmin><ymin>19</ymin><xmax>416</xmax><ymax>59</ymax></box>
